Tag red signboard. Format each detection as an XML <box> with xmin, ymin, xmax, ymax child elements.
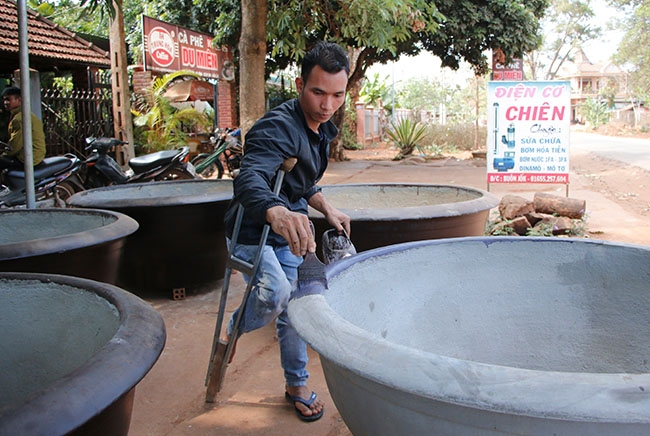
<box><xmin>491</xmin><ymin>49</ymin><xmax>524</xmax><ymax>81</ymax></box>
<box><xmin>142</xmin><ymin>15</ymin><xmax>232</xmax><ymax>79</ymax></box>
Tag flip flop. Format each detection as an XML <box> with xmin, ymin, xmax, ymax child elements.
<box><xmin>284</xmin><ymin>391</ymin><xmax>324</xmax><ymax>422</ymax></box>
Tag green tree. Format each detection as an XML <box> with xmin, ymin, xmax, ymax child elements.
<box><xmin>611</xmin><ymin>0</ymin><xmax>650</xmax><ymax>103</ymax></box>
<box><xmin>581</xmin><ymin>97</ymin><xmax>610</xmax><ymax>128</ymax></box>
<box><xmin>525</xmin><ymin>0</ymin><xmax>602</xmax><ymax>80</ymax></box>
<box><xmin>181</xmin><ymin>0</ymin><xmax>546</xmax><ymax>158</ymax></box>
<box><xmin>398</xmin><ymin>78</ymin><xmax>448</xmax><ymax>113</ymax></box>
<box><xmin>56</xmin><ymin>0</ymin><xmax>547</xmax><ymax>160</ymax></box>
<box><xmin>359</xmin><ymin>74</ymin><xmax>391</xmax><ymax>108</ymax></box>
<box><xmin>34</xmin><ymin>0</ymin><xmax>166</xmax><ymax>64</ymax></box>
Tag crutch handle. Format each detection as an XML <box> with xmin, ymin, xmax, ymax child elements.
<box><xmin>280</xmin><ymin>157</ymin><xmax>298</xmax><ymax>173</ymax></box>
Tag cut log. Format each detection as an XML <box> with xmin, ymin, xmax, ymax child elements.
<box><xmin>524</xmin><ymin>212</ymin><xmax>545</xmax><ymax>227</ymax></box>
<box><xmin>499</xmin><ymin>194</ymin><xmax>535</xmax><ymax>220</ymax></box>
<box><xmin>511</xmin><ymin>216</ymin><xmax>532</xmax><ymax>236</ymax></box>
<box><xmin>532</xmin><ymin>214</ymin><xmax>574</xmax><ymax>236</ymax></box>
<box><xmin>533</xmin><ymin>192</ymin><xmax>586</xmax><ymax>219</ymax></box>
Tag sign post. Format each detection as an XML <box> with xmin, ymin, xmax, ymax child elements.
<box><xmin>486</xmin><ymin>81</ymin><xmax>571</xmax><ymax>195</ymax></box>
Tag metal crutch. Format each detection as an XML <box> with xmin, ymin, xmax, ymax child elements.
<box><xmin>205</xmin><ymin>157</ymin><xmax>298</xmax><ymax>402</ymax></box>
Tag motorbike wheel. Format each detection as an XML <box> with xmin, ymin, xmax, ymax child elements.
<box><xmin>157</xmin><ymin>168</ymin><xmax>197</xmax><ymax>181</ymax></box>
<box><xmin>192</xmin><ymin>156</ymin><xmax>224</xmax><ymax>179</ymax></box>
<box><xmin>55</xmin><ymin>181</ymin><xmax>78</xmax><ymax>205</ymax></box>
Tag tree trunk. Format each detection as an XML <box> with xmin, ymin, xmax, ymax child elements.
<box><xmin>329</xmin><ymin>48</ymin><xmax>368</xmax><ymax>161</ymax></box>
<box><xmin>109</xmin><ymin>0</ymin><xmax>134</xmax><ymax>165</ymax></box>
<box><xmin>238</xmin><ymin>0</ymin><xmax>267</xmax><ymax>138</ymax></box>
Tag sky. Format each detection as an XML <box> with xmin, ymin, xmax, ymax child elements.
<box><xmin>367</xmin><ymin>0</ymin><xmax>625</xmax><ymax>86</ymax></box>
<box><xmin>581</xmin><ymin>0</ymin><xmax>624</xmax><ymax>63</ymax></box>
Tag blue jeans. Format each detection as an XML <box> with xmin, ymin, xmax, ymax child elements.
<box><xmin>226</xmin><ymin>240</ymin><xmax>308</xmax><ymax>387</ymax></box>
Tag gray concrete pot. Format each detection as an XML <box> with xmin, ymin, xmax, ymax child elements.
<box><xmin>0</xmin><ymin>208</ymin><xmax>138</xmax><ymax>284</ymax></box>
<box><xmin>68</xmin><ymin>179</ymin><xmax>233</xmax><ymax>295</ymax></box>
<box><xmin>309</xmin><ymin>184</ymin><xmax>499</xmax><ymax>253</ymax></box>
<box><xmin>0</xmin><ymin>272</ymin><xmax>166</xmax><ymax>436</ymax></box>
<box><xmin>288</xmin><ymin>237</ymin><xmax>650</xmax><ymax>435</ymax></box>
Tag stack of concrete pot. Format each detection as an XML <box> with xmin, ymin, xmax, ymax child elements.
<box><xmin>0</xmin><ymin>208</ymin><xmax>166</xmax><ymax>435</ymax></box>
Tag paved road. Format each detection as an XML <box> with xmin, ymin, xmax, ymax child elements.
<box><xmin>571</xmin><ymin>131</ymin><xmax>650</xmax><ymax>171</ymax></box>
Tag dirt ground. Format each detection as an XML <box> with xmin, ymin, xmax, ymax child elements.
<box><xmin>128</xmin><ymin>132</ymin><xmax>650</xmax><ymax>436</ymax></box>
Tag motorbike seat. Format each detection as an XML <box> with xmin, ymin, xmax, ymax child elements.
<box><xmin>6</xmin><ymin>156</ymin><xmax>73</xmax><ymax>180</ymax></box>
<box><xmin>130</xmin><ymin>148</ymin><xmax>182</xmax><ymax>173</ymax></box>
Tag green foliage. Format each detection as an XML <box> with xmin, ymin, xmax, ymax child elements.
<box><xmin>398</xmin><ymin>78</ymin><xmax>446</xmax><ymax>113</ymax></box>
<box><xmin>386</xmin><ymin>118</ymin><xmax>428</xmax><ymax>160</ymax></box>
<box><xmin>202</xmin><ymin>0</ymin><xmax>546</xmax><ymax>78</ymax></box>
<box><xmin>611</xmin><ymin>0</ymin><xmax>650</xmax><ymax>102</ymax></box>
<box><xmin>43</xmin><ymin>0</ymin><xmax>546</xmax><ymax>87</ymax></box>
<box><xmin>266</xmin><ymin>85</ymin><xmax>298</xmax><ymax>109</ymax></box>
<box><xmin>341</xmin><ymin>103</ymin><xmax>362</xmax><ymax>150</ymax></box>
<box><xmin>360</xmin><ymin>74</ymin><xmax>391</xmax><ymax>108</ymax></box>
<box><xmin>526</xmin><ymin>222</ymin><xmax>557</xmax><ymax>237</ymax></box>
<box><xmin>395</xmin><ymin>75</ymin><xmax>486</xmax><ymax>124</ymax></box>
<box><xmin>132</xmin><ymin>71</ymin><xmax>212</xmax><ymax>153</ymax></box>
<box><xmin>486</xmin><ymin>214</ymin><xmax>588</xmax><ymax>237</ymax></box>
<box><xmin>581</xmin><ymin>97</ymin><xmax>610</xmax><ymax>128</ymax></box>
<box><xmin>485</xmin><ymin>218</ymin><xmax>517</xmax><ymax>236</ymax></box>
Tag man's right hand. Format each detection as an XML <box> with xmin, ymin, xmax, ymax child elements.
<box><xmin>266</xmin><ymin>206</ymin><xmax>316</xmax><ymax>256</ymax></box>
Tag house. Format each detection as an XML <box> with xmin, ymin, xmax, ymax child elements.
<box><xmin>0</xmin><ymin>0</ymin><xmax>111</xmax><ymax>86</ymax></box>
<box><xmin>554</xmin><ymin>48</ymin><xmax>629</xmax><ymax>124</ymax></box>
<box><xmin>0</xmin><ymin>0</ymin><xmax>113</xmax><ymax>152</ymax></box>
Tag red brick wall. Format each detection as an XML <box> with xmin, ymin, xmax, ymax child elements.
<box><xmin>217</xmin><ymin>80</ymin><xmax>237</xmax><ymax>128</ymax></box>
<box><xmin>132</xmin><ymin>69</ymin><xmax>153</xmax><ymax>95</ymax></box>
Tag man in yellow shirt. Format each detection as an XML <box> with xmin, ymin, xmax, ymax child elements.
<box><xmin>1</xmin><ymin>86</ymin><xmax>46</xmax><ymax>170</ymax></box>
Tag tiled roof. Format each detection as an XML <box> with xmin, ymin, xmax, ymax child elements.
<box><xmin>0</xmin><ymin>0</ymin><xmax>110</xmax><ymax>74</ymax></box>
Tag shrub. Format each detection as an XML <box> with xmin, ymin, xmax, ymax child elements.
<box><xmin>386</xmin><ymin>118</ymin><xmax>427</xmax><ymax>160</ymax></box>
<box><xmin>421</xmin><ymin>123</ymin><xmax>487</xmax><ymax>152</ymax></box>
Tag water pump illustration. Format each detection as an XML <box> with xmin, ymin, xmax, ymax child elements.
<box><xmin>492</xmin><ymin>103</ymin><xmax>515</xmax><ymax>172</ymax></box>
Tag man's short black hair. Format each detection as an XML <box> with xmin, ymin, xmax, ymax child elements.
<box><xmin>1</xmin><ymin>86</ymin><xmax>21</xmax><ymax>98</ymax></box>
<box><xmin>301</xmin><ymin>42</ymin><xmax>350</xmax><ymax>82</ymax></box>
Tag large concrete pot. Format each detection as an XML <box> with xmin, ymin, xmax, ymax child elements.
<box><xmin>309</xmin><ymin>184</ymin><xmax>499</xmax><ymax>253</ymax></box>
<box><xmin>288</xmin><ymin>237</ymin><xmax>650</xmax><ymax>435</ymax></box>
<box><xmin>0</xmin><ymin>272</ymin><xmax>166</xmax><ymax>436</ymax></box>
<box><xmin>68</xmin><ymin>180</ymin><xmax>233</xmax><ymax>295</ymax></box>
<box><xmin>0</xmin><ymin>209</ymin><xmax>138</xmax><ymax>284</ymax></box>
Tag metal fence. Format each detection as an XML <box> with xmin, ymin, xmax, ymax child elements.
<box><xmin>41</xmin><ymin>87</ymin><xmax>114</xmax><ymax>158</ymax></box>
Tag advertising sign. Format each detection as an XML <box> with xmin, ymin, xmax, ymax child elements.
<box><xmin>487</xmin><ymin>81</ymin><xmax>571</xmax><ymax>184</ymax></box>
<box><xmin>142</xmin><ymin>15</ymin><xmax>231</xmax><ymax>79</ymax></box>
<box><xmin>491</xmin><ymin>49</ymin><xmax>524</xmax><ymax>81</ymax></box>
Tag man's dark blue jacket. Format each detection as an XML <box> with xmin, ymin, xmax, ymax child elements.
<box><xmin>224</xmin><ymin>98</ymin><xmax>337</xmax><ymax>246</ymax></box>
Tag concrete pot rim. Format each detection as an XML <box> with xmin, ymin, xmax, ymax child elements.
<box><xmin>288</xmin><ymin>236</ymin><xmax>650</xmax><ymax>423</ymax></box>
<box><xmin>309</xmin><ymin>183</ymin><xmax>499</xmax><ymax>221</ymax></box>
<box><xmin>68</xmin><ymin>179</ymin><xmax>233</xmax><ymax>209</ymax></box>
<box><xmin>0</xmin><ymin>272</ymin><xmax>166</xmax><ymax>435</ymax></box>
<box><xmin>0</xmin><ymin>208</ymin><xmax>139</xmax><ymax>261</ymax></box>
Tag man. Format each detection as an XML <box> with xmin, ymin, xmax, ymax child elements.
<box><xmin>1</xmin><ymin>86</ymin><xmax>46</xmax><ymax>170</ymax></box>
<box><xmin>222</xmin><ymin>41</ymin><xmax>351</xmax><ymax>422</ymax></box>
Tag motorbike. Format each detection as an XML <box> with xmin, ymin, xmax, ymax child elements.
<box><xmin>0</xmin><ymin>142</ymin><xmax>83</xmax><ymax>207</ymax></box>
<box><xmin>78</xmin><ymin>137</ymin><xmax>197</xmax><ymax>189</ymax></box>
<box><xmin>191</xmin><ymin>128</ymin><xmax>243</xmax><ymax>179</ymax></box>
